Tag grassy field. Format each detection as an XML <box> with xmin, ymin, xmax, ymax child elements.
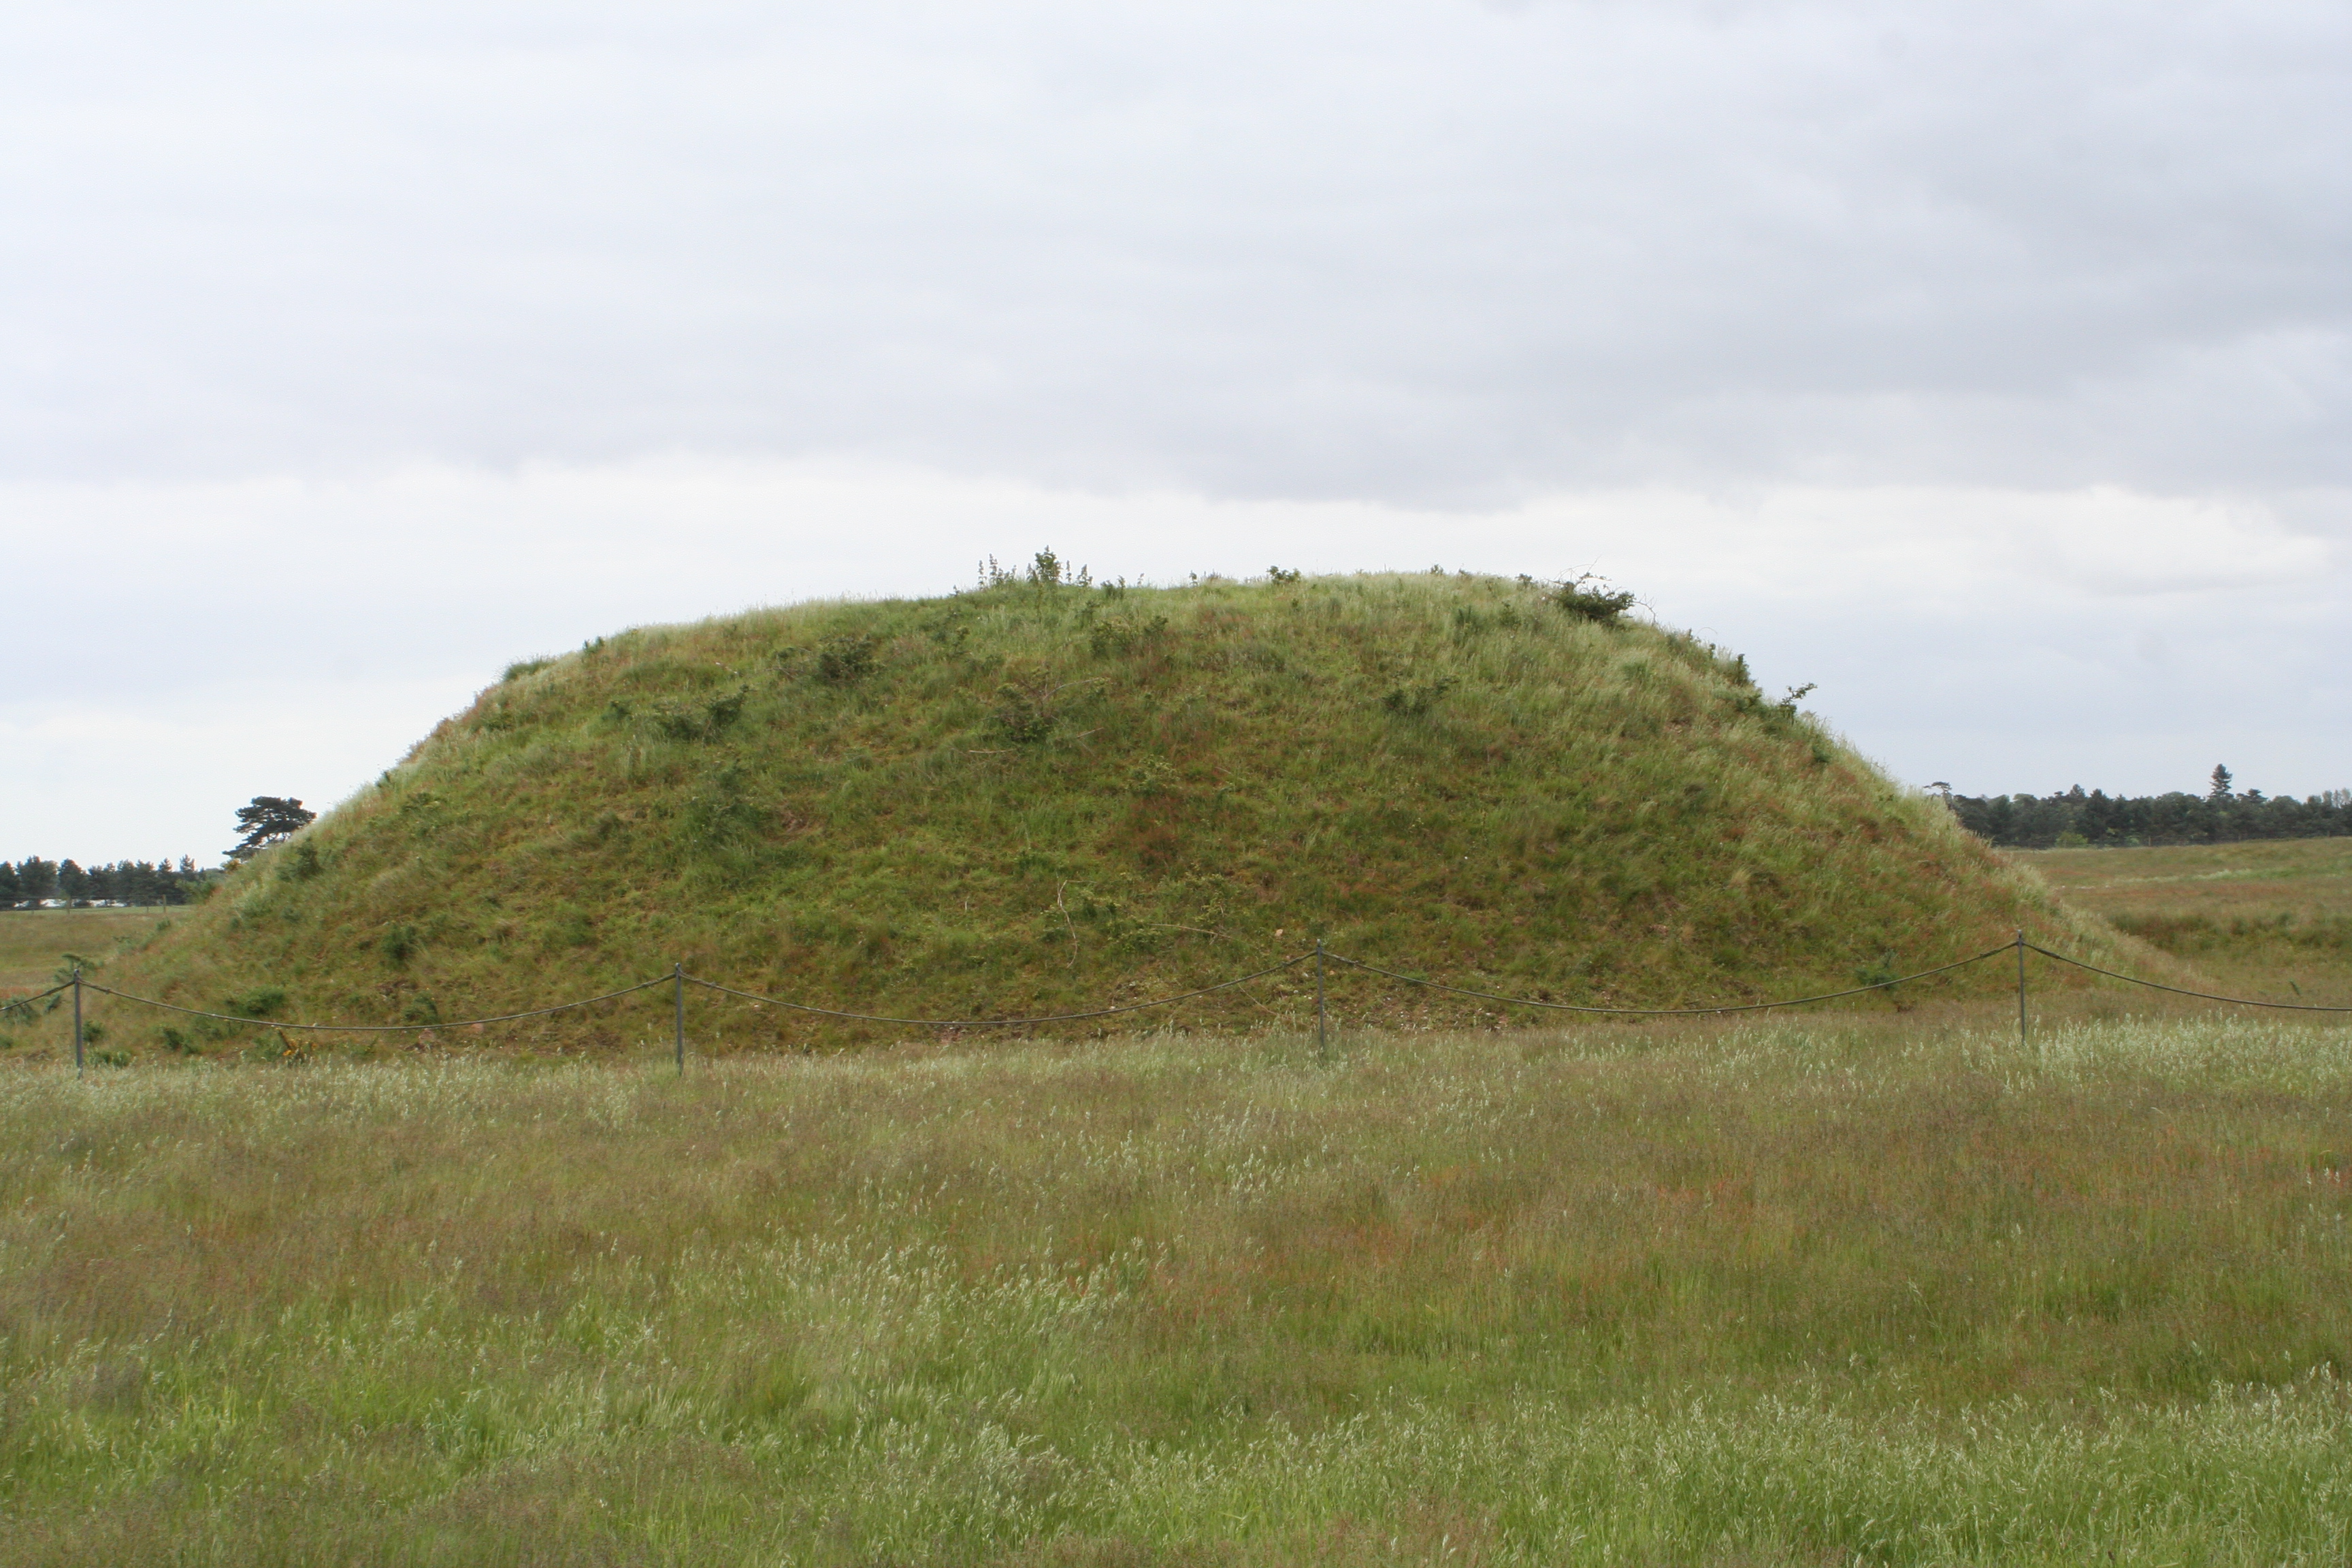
<box><xmin>5</xmin><ymin>723</ymin><xmax>2344</xmax><ymax>1556</ymax></box>
<box><xmin>5</xmin><ymin>1008</ymin><xmax>2352</xmax><ymax>1564</ymax></box>
<box><xmin>0</xmin><ymin>908</ymin><xmax>174</xmax><ymax>994</ymax></box>
<box><xmin>2014</xmin><ymin>837</ymin><xmax>2352</xmax><ymax>1005</ymax></box>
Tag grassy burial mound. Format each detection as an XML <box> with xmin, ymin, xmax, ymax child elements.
<box><xmin>85</xmin><ymin>569</ymin><xmax>2087</xmax><ymax>1054</ymax></box>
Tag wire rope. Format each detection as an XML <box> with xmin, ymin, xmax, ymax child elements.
<box><xmin>52</xmin><ymin>939</ymin><xmax>2352</xmax><ymax>1045</ymax></box>
<box><xmin>2025</xmin><ymin>943</ymin><xmax>2352</xmax><ymax>1013</ymax></box>
<box><xmin>82</xmin><ymin>975</ymin><xmax>676</xmax><ymax>1034</ymax></box>
<box><xmin>0</xmin><ymin>980</ymin><xmax>71</xmax><ymax>1015</ymax></box>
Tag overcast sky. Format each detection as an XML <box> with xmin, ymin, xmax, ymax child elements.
<box><xmin>5</xmin><ymin>0</ymin><xmax>2347</xmax><ymax>863</ymax></box>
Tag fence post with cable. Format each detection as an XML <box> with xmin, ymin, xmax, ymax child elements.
<box><xmin>56</xmin><ymin>932</ymin><xmax>2352</xmax><ymax>1069</ymax></box>
<box><xmin>1316</xmin><ymin>938</ymin><xmax>1328</xmax><ymax>1060</ymax></box>
<box><xmin>2016</xmin><ymin>929</ymin><xmax>2029</xmax><ymax>1049</ymax></box>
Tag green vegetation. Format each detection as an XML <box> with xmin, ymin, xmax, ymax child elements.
<box><xmin>75</xmin><ymin>569</ymin><xmax>2092</xmax><ymax>1057</ymax></box>
<box><xmin>4</xmin><ymin>1012</ymin><xmax>2351</xmax><ymax>1562</ymax></box>
<box><xmin>2016</xmin><ymin>836</ymin><xmax>2352</xmax><ymax>1007</ymax></box>
<box><xmin>0</xmin><ymin>909</ymin><xmax>173</xmax><ymax>994</ymax></box>
<box><xmin>9</xmin><ymin>598</ymin><xmax>2349</xmax><ymax>1558</ymax></box>
<box><xmin>1953</xmin><ymin>773</ymin><xmax>2352</xmax><ymax>849</ymax></box>
<box><xmin>1</xmin><ymin>857</ymin><xmax>209</xmax><ymax>909</ymax></box>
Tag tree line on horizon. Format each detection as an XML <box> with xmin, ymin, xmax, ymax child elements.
<box><xmin>3</xmin><ymin>797</ymin><xmax>316</xmax><ymax>910</ymax></box>
<box><xmin>1946</xmin><ymin>766</ymin><xmax>2352</xmax><ymax>849</ymax></box>
<box><xmin>2</xmin><ymin>856</ymin><xmax>212</xmax><ymax>909</ymax></box>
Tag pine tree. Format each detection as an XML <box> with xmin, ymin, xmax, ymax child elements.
<box><xmin>2208</xmin><ymin>764</ymin><xmax>2234</xmax><ymax>803</ymax></box>
<box><xmin>228</xmin><ymin>798</ymin><xmax>317</xmax><ymax>860</ymax></box>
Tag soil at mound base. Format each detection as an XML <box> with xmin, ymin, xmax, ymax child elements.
<box><xmin>80</xmin><ymin>572</ymin><xmax>2106</xmax><ymax>1056</ymax></box>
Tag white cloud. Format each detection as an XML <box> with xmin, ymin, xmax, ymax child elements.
<box><xmin>3</xmin><ymin>2</ymin><xmax>2348</xmax><ymax>853</ymax></box>
<box><xmin>0</xmin><ymin>676</ymin><xmax>480</xmax><ymax>867</ymax></box>
<box><xmin>3</xmin><ymin>2</ymin><xmax>2347</xmax><ymax>495</ymax></box>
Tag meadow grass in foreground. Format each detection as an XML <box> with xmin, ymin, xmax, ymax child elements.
<box><xmin>5</xmin><ymin>1009</ymin><xmax>2352</xmax><ymax>1563</ymax></box>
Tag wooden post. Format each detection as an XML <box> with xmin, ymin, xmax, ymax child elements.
<box><xmin>1316</xmin><ymin>938</ymin><xmax>1327</xmax><ymax>1061</ymax></box>
<box><xmin>72</xmin><ymin>966</ymin><xmax>84</xmax><ymax>1078</ymax></box>
<box><xmin>673</xmin><ymin>962</ymin><xmax>685</xmax><ymax>1076</ymax></box>
<box><xmin>2016</xmin><ymin>930</ymin><xmax>2028</xmax><ymax>1049</ymax></box>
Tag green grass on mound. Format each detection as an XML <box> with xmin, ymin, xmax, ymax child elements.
<box><xmin>67</xmin><ymin>570</ymin><xmax>2104</xmax><ymax>1058</ymax></box>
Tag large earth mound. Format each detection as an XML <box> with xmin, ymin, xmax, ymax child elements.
<box><xmin>92</xmin><ymin>570</ymin><xmax>2091</xmax><ymax>1053</ymax></box>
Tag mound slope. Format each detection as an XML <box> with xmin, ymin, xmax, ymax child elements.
<box><xmin>96</xmin><ymin>572</ymin><xmax>2086</xmax><ymax>1051</ymax></box>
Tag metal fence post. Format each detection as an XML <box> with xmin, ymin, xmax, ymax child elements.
<box><xmin>673</xmin><ymin>962</ymin><xmax>685</xmax><ymax>1076</ymax></box>
<box><xmin>72</xmin><ymin>966</ymin><xmax>84</xmax><ymax>1078</ymax></box>
<box><xmin>1315</xmin><ymin>938</ymin><xmax>1328</xmax><ymax>1060</ymax></box>
<box><xmin>2015</xmin><ymin>930</ymin><xmax>2028</xmax><ymax>1049</ymax></box>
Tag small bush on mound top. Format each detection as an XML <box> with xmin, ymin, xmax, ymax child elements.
<box><xmin>1552</xmin><ymin>576</ymin><xmax>1637</xmax><ymax>623</ymax></box>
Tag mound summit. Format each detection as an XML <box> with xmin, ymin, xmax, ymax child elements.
<box><xmin>102</xmin><ymin>570</ymin><xmax>2074</xmax><ymax>1052</ymax></box>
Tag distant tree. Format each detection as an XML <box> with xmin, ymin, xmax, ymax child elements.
<box><xmin>16</xmin><ymin>858</ymin><xmax>57</xmax><ymax>904</ymax></box>
<box><xmin>1949</xmin><ymin>767</ymin><xmax>2352</xmax><ymax>849</ymax></box>
<box><xmin>228</xmin><ymin>797</ymin><xmax>317</xmax><ymax>860</ymax></box>
<box><xmin>55</xmin><ymin>861</ymin><xmax>88</xmax><ymax>903</ymax></box>
<box><xmin>0</xmin><ymin>862</ymin><xmax>17</xmax><ymax>906</ymax></box>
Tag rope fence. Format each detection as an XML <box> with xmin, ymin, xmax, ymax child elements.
<box><xmin>81</xmin><ymin>975</ymin><xmax>675</xmax><ymax>1033</ymax></box>
<box><xmin>2023</xmin><ymin>942</ymin><xmax>2352</xmax><ymax>1013</ymax></box>
<box><xmin>28</xmin><ymin>931</ymin><xmax>2352</xmax><ymax>1077</ymax></box>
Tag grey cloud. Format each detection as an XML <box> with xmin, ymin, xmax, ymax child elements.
<box><xmin>5</xmin><ymin>0</ymin><xmax>2348</xmax><ymax>500</ymax></box>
